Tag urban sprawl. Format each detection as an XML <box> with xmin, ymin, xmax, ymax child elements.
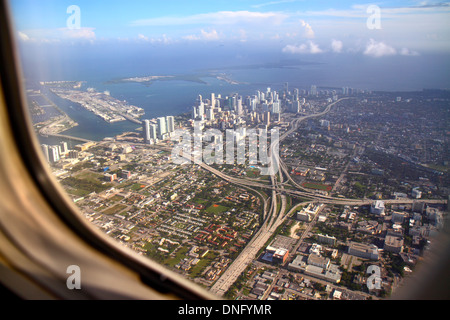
<box><xmin>28</xmin><ymin>80</ymin><xmax>449</xmax><ymax>300</ymax></box>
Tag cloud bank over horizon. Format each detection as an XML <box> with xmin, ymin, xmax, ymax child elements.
<box><xmin>11</xmin><ymin>0</ymin><xmax>450</xmax><ymax>58</ymax></box>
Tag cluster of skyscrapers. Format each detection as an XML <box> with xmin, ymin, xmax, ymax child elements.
<box><xmin>142</xmin><ymin>116</ymin><xmax>176</xmax><ymax>144</ymax></box>
<box><xmin>143</xmin><ymin>84</ymin><xmax>351</xmax><ymax>146</ymax></box>
<box><xmin>192</xmin><ymin>88</ymin><xmax>288</xmax><ymax>122</ymax></box>
<box><xmin>41</xmin><ymin>141</ymin><xmax>76</xmax><ymax>163</ymax></box>
<box><xmin>190</xmin><ymin>85</ymin><xmax>312</xmax><ymax>131</ymax></box>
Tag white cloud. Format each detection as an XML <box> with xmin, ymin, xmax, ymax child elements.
<box><xmin>252</xmin><ymin>0</ymin><xmax>297</xmax><ymax>8</ymax></box>
<box><xmin>300</xmin><ymin>20</ymin><xmax>315</xmax><ymax>39</ymax></box>
<box><xmin>282</xmin><ymin>41</ymin><xmax>323</xmax><ymax>54</ymax></box>
<box><xmin>304</xmin><ymin>3</ymin><xmax>450</xmax><ymax>18</ymax></box>
<box><xmin>62</xmin><ymin>28</ymin><xmax>96</xmax><ymax>40</ymax></box>
<box><xmin>183</xmin><ymin>29</ymin><xmax>220</xmax><ymax>41</ymax></box>
<box><xmin>283</xmin><ymin>43</ymin><xmax>308</xmax><ymax>54</ymax></box>
<box><xmin>331</xmin><ymin>39</ymin><xmax>343</xmax><ymax>53</ymax></box>
<box><xmin>182</xmin><ymin>34</ymin><xmax>197</xmax><ymax>41</ymax></box>
<box><xmin>201</xmin><ymin>29</ymin><xmax>220</xmax><ymax>40</ymax></box>
<box><xmin>295</xmin><ymin>3</ymin><xmax>450</xmax><ymax>53</ymax></box>
<box><xmin>301</xmin><ymin>7</ymin><xmax>367</xmax><ymax>18</ymax></box>
<box><xmin>125</xmin><ymin>5</ymin><xmax>449</xmax><ymax>53</ymax></box>
<box><xmin>18</xmin><ymin>27</ymin><xmax>96</xmax><ymax>42</ymax></box>
<box><xmin>131</xmin><ymin>11</ymin><xmax>288</xmax><ymax>27</ymax></box>
<box><xmin>400</xmin><ymin>47</ymin><xmax>420</xmax><ymax>56</ymax></box>
<box><xmin>138</xmin><ymin>34</ymin><xmax>149</xmax><ymax>41</ymax></box>
<box><xmin>309</xmin><ymin>41</ymin><xmax>323</xmax><ymax>54</ymax></box>
<box><xmin>363</xmin><ymin>39</ymin><xmax>397</xmax><ymax>57</ymax></box>
<box><xmin>18</xmin><ymin>31</ymin><xmax>30</xmax><ymax>41</ymax></box>
<box><xmin>150</xmin><ymin>34</ymin><xmax>173</xmax><ymax>44</ymax></box>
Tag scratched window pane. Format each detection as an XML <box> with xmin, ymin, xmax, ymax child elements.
<box><xmin>10</xmin><ymin>0</ymin><xmax>450</xmax><ymax>300</ymax></box>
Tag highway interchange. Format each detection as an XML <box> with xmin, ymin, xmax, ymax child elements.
<box><xmin>150</xmin><ymin>98</ymin><xmax>447</xmax><ymax>297</ymax></box>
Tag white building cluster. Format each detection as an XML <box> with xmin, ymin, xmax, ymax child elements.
<box><xmin>296</xmin><ymin>203</ymin><xmax>323</xmax><ymax>222</ymax></box>
<box><xmin>41</xmin><ymin>141</ymin><xmax>72</xmax><ymax>163</ymax></box>
<box><xmin>143</xmin><ymin>115</ymin><xmax>175</xmax><ymax>144</ymax></box>
<box><xmin>288</xmin><ymin>243</ymin><xmax>342</xmax><ymax>284</ymax></box>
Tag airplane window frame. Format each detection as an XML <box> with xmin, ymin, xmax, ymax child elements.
<box><xmin>0</xmin><ymin>0</ymin><xmax>216</xmax><ymax>300</ymax></box>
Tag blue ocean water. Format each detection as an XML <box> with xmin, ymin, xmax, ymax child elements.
<box><xmin>19</xmin><ymin>42</ymin><xmax>450</xmax><ymax>142</ymax></box>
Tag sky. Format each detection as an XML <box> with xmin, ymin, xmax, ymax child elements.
<box><xmin>9</xmin><ymin>0</ymin><xmax>450</xmax><ymax>58</ymax></box>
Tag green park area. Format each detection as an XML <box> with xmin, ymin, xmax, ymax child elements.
<box><xmin>302</xmin><ymin>182</ymin><xmax>332</xmax><ymax>191</ymax></box>
<box><xmin>205</xmin><ymin>204</ymin><xmax>229</xmax><ymax>214</ymax></box>
<box><xmin>61</xmin><ymin>173</ymin><xmax>113</xmax><ymax>197</ymax></box>
<box><xmin>102</xmin><ymin>203</ymin><xmax>128</xmax><ymax>215</ymax></box>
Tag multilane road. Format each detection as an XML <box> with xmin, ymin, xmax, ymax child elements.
<box><xmin>208</xmin><ymin>98</ymin><xmax>447</xmax><ymax>296</ymax></box>
<box><xmin>145</xmin><ymin>99</ymin><xmax>447</xmax><ymax>297</ymax></box>
<box><xmin>210</xmin><ymin>99</ymin><xmax>351</xmax><ymax>296</ymax></box>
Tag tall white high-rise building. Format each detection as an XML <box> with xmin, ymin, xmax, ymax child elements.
<box><xmin>157</xmin><ymin>117</ymin><xmax>167</xmax><ymax>139</ymax></box>
<box><xmin>143</xmin><ymin>119</ymin><xmax>158</xmax><ymax>143</ymax></box>
<box><xmin>293</xmin><ymin>88</ymin><xmax>299</xmax><ymax>101</ymax></box>
<box><xmin>250</xmin><ymin>98</ymin><xmax>257</xmax><ymax>112</ymax></box>
<box><xmin>206</xmin><ymin>107</ymin><xmax>214</xmax><ymax>120</ymax></box>
<box><xmin>166</xmin><ymin>116</ymin><xmax>175</xmax><ymax>133</ymax></box>
<box><xmin>260</xmin><ymin>92</ymin><xmax>265</xmax><ymax>101</ymax></box>
<box><xmin>149</xmin><ymin>124</ymin><xmax>157</xmax><ymax>141</ymax></box>
<box><xmin>59</xmin><ymin>141</ymin><xmax>68</xmax><ymax>156</ymax></box>
<box><xmin>231</xmin><ymin>95</ymin><xmax>237</xmax><ymax>111</ymax></box>
<box><xmin>244</xmin><ymin>96</ymin><xmax>251</xmax><ymax>108</ymax></box>
<box><xmin>48</xmin><ymin>145</ymin><xmax>60</xmax><ymax>163</ymax></box>
<box><xmin>343</xmin><ymin>87</ymin><xmax>350</xmax><ymax>95</ymax></box>
<box><xmin>211</xmin><ymin>93</ymin><xmax>216</xmax><ymax>108</ymax></box>
<box><xmin>143</xmin><ymin>120</ymin><xmax>151</xmax><ymax>143</ymax></box>
<box><xmin>192</xmin><ymin>94</ymin><xmax>204</xmax><ymax>120</ymax></box>
<box><xmin>264</xmin><ymin>111</ymin><xmax>270</xmax><ymax>126</ymax></box>
<box><xmin>272</xmin><ymin>101</ymin><xmax>280</xmax><ymax>114</ymax></box>
<box><xmin>236</xmin><ymin>97</ymin><xmax>243</xmax><ymax>115</ymax></box>
<box><xmin>256</xmin><ymin>90</ymin><xmax>261</xmax><ymax>102</ymax></box>
<box><xmin>266</xmin><ymin>91</ymin><xmax>273</xmax><ymax>103</ymax></box>
<box><xmin>273</xmin><ymin>91</ymin><xmax>279</xmax><ymax>102</ymax></box>
<box><xmin>196</xmin><ymin>94</ymin><xmax>203</xmax><ymax>106</ymax></box>
<box><xmin>320</xmin><ymin>119</ymin><xmax>330</xmax><ymax>127</ymax></box>
<box><xmin>41</xmin><ymin>144</ymin><xmax>50</xmax><ymax>163</ymax></box>
<box><xmin>198</xmin><ymin>103</ymin><xmax>204</xmax><ymax>119</ymax></box>
<box><xmin>290</xmin><ymin>100</ymin><xmax>300</xmax><ymax>113</ymax></box>
<box><xmin>198</xmin><ymin>103</ymin><xmax>205</xmax><ymax>120</ymax></box>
